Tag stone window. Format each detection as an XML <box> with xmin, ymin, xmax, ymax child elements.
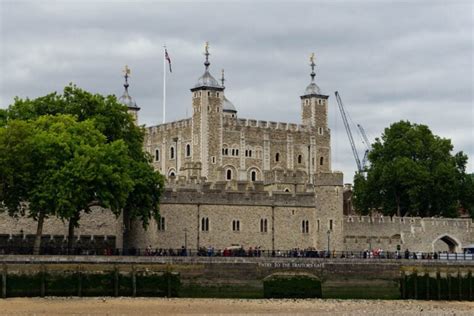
<box><xmin>226</xmin><ymin>169</ymin><xmax>232</xmax><ymax>180</ymax></box>
<box><xmin>201</xmin><ymin>217</ymin><xmax>209</xmax><ymax>232</ymax></box>
<box><xmin>251</xmin><ymin>170</ymin><xmax>257</xmax><ymax>182</ymax></box>
<box><xmin>158</xmin><ymin>217</ymin><xmax>165</xmax><ymax>231</ymax></box>
<box><xmin>275</xmin><ymin>152</ymin><xmax>280</xmax><ymax>162</ymax></box>
<box><xmin>317</xmin><ymin>220</ymin><xmax>320</xmax><ymax>232</ymax></box>
<box><xmin>170</xmin><ymin>146</ymin><xmax>175</xmax><ymax>159</ymax></box>
<box><xmin>297</xmin><ymin>155</ymin><xmax>302</xmax><ymax>164</ymax></box>
<box><xmin>329</xmin><ymin>219</ymin><xmax>333</xmax><ymax>231</ymax></box>
<box><xmin>302</xmin><ymin>220</ymin><xmax>309</xmax><ymax>234</ymax></box>
<box><xmin>232</xmin><ymin>220</ymin><xmax>240</xmax><ymax>232</ymax></box>
<box><xmin>235</xmin><ymin>149</ymin><xmax>239</xmax><ymax>156</ymax></box>
<box><xmin>207</xmin><ymin>92</ymin><xmax>210</xmax><ymax>96</ymax></box>
<box><xmin>168</xmin><ymin>169</ymin><xmax>176</xmax><ymax>177</ymax></box>
<box><xmin>212</xmin><ymin>156</ymin><xmax>216</xmax><ymax>164</ymax></box>
<box><xmin>186</xmin><ymin>144</ymin><xmax>191</xmax><ymax>157</ymax></box>
<box><xmin>217</xmin><ymin>92</ymin><xmax>220</xmax><ymax>97</ymax></box>
<box><xmin>232</xmin><ymin>149</ymin><xmax>235</xmax><ymax>156</ymax></box>
<box><xmin>319</xmin><ymin>156</ymin><xmax>324</xmax><ymax>166</ymax></box>
<box><xmin>318</xmin><ymin>127</ymin><xmax>323</xmax><ymax>135</ymax></box>
<box><xmin>260</xmin><ymin>218</ymin><xmax>268</xmax><ymax>233</ymax></box>
<box><xmin>155</xmin><ymin>149</ymin><xmax>160</xmax><ymax>162</ymax></box>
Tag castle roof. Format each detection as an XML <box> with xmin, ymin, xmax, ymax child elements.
<box><xmin>223</xmin><ymin>96</ymin><xmax>237</xmax><ymax>113</ymax></box>
<box><xmin>118</xmin><ymin>65</ymin><xmax>139</xmax><ymax>109</ymax></box>
<box><xmin>194</xmin><ymin>70</ymin><xmax>222</xmax><ymax>89</ymax></box>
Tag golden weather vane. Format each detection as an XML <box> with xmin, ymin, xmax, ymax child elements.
<box><xmin>123</xmin><ymin>65</ymin><xmax>131</xmax><ymax>76</ymax></box>
<box><xmin>205</xmin><ymin>41</ymin><xmax>209</xmax><ymax>54</ymax></box>
<box><xmin>310</xmin><ymin>53</ymin><xmax>315</xmax><ymax>64</ymax></box>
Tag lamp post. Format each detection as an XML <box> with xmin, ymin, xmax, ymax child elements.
<box><xmin>327</xmin><ymin>229</ymin><xmax>331</xmax><ymax>257</ymax></box>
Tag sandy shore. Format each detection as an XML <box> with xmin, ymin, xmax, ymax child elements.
<box><xmin>0</xmin><ymin>297</ymin><xmax>473</xmax><ymax>315</ymax></box>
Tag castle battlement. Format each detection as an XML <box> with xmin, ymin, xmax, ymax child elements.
<box><xmin>147</xmin><ymin>118</ymin><xmax>192</xmax><ymax>134</ymax></box>
<box><xmin>223</xmin><ymin>117</ymin><xmax>310</xmax><ymax>132</ymax></box>
<box><xmin>345</xmin><ymin>215</ymin><xmax>473</xmax><ymax>228</ymax></box>
<box><xmin>161</xmin><ymin>184</ymin><xmax>315</xmax><ymax>207</ymax></box>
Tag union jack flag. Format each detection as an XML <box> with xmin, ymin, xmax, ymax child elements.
<box><xmin>165</xmin><ymin>48</ymin><xmax>172</xmax><ymax>73</ymax></box>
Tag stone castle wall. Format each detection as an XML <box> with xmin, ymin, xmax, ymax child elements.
<box><xmin>0</xmin><ymin>207</ymin><xmax>123</xmax><ymax>248</ymax></box>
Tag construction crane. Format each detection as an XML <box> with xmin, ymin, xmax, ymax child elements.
<box><xmin>335</xmin><ymin>91</ymin><xmax>363</xmax><ymax>172</ymax></box>
<box><xmin>357</xmin><ymin>124</ymin><xmax>371</xmax><ymax>169</ymax></box>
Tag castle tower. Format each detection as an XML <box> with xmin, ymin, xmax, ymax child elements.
<box><xmin>118</xmin><ymin>65</ymin><xmax>140</xmax><ymax>124</ymax></box>
<box><xmin>300</xmin><ymin>54</ymin><xmax>331</xmax><ymax>173</ymax></box>
<box><xmin>190</xmin><ymin>42</ymin><xmax>225</xmax><ymax>180</ymax></box>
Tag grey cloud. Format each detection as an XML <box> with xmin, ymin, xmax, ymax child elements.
<box><xmin>0</xmin><ymin>0</ymin><xmax>472</xmax><ymax>183</ymax></box>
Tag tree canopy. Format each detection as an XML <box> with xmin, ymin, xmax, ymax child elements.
<box><xmin>0</xmin><ymin>85</ymin><xmax>164</xmax><ymax>253</ymax></box>
<box><xmin>353</xmin><ymin>120</ymin><xmax>472</xmax><ymax>218</ymax></box>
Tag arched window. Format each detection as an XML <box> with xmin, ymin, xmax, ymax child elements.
<box><xmin>251</xmin><ymin>170</ymin><xmax>257</xmax><ymax>182</ymax></box>
<box><xmin>158</xmin><ymin>217</ymin><xmax>165</xmax><ymax>231</ymax></box>
<box><xmin>168</xmin><ymin>169</ymin><xmax>176</xmax><ymax>177</ymax></box>
<box><xmin>226</xmin><ymin>169</ymin><xmax>232</xmax><ymax>180</ymax></box>
<box><xmin>302</xmin><ymin>220</ymin><xmax>309</xmax><ymax>233</ymax></box>
<box><xmin>297</xmin><ymin>155</ymin><xmax>302</xmax><ymax>164</ymax></box>
<box><xmin>155</xmin><ymin>149</ymin><xmax>160</xmax><ymax>162</ymax></box>
<box><xmin>170</xmin><ymin>146</ymin><xmax>175</xmax><ymax>159</ymax></box>
<box><xmin>275</xmin><ymin>153</ymin><xmax>280</xmax><ymax>162</ymax></box>
<box><xmin>186</xmin><ymin>144</ymin><xmax>191</xmax><ymax>157</ymax></box>
<box><xmin>320</xmin><ymin>157</ymin><xmax>324</xmax><ymax>166</ymax></box>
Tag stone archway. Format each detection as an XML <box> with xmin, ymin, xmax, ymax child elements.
<box><xmin>432</xmin><ymin>234</ymin><xmax>461</xmax><ymax>253</ymax></box>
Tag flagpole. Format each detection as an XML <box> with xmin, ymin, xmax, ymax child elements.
<box><xmin>163</xmin><ymin>45</ymin><xmax>166</xmax><ymax>124</ymax></box>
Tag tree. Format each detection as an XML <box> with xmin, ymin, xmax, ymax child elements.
<box><xmin>0</xmin><ymin>85</ymin><xmax>164</xmax><ymax>253</ymax></box>
<box><xmin>353</xmin><ymin>120</ymin><xmax>471</xmax><ymax>218</ymax></box>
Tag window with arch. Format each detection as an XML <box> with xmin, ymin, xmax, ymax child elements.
<box><xmin>302</xmin><ymin>220</ymin><xmax>309</xmax><ymax>234</ymax></box>
<box><xmin>170</xmin><ymin>146</ymin><xmax>175</xmax><ymax>159</ymax></box>
<box><xmin>226</xmin><ymin>169</ymin><xmax>232</xmax><ymax>180</ymax></box>
<box><xmin>201</xmin><ymin>217</ymin><xmax>209</xmax><ymax>231</ymax></box>
<box><xmin>186</xmin><ymin>144</ymin><xmax>191</xmax><ymax>157</ymax></box>
<box><xmin>232</xmin><ymin>220</ymin><xmax>240</xmax><ymax>232</ymax></box>
<box><xmin>318</xmin><ymin>127</ymin><xmax>323</xmax><ymax>135</ymax></box>
<box><xmin>168</xmin><ymin>170</ymin><xmax>176</xmax><ymax>177</ymax></box>
<box><xmin>251</xmin><ymin>170</ymin><xmax>257</xmax><ymax>182</ymax></box>
<box><xmin>297</xmin><ymin>155</ymin><xmax>302</xmax><ymax>164</ymax></box>
<box><xmin>275</xmin><ymin>152</ymin><xmax>280</xmax><ymax>162</ymax></box>
<box><xmin>155</xmin><ymin>149</ymin><xmax>160</xmax><ymax>162</ymax></box>
<box><xmin>320</xmin><ymin>156</ymin><xmax>324</xmax><ymax>166</ymax></box>
<box><xmin>260</xmin><ymin>218</ymin><xmax>268</xmax><ymax>233</ymax></box>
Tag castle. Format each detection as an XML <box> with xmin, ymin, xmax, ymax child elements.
<box><xmin>0</xmin><ymin>44</ymin><xmax>472</xmax><ymax>254</ymax></box>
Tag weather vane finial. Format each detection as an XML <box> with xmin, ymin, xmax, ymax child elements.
<box><xmin>309</xmin><ymin>53</ymin><xmax>316</xmax><ymax>82</ymax></box>
<box><xmin>204</xmin><ymin>41</ymin><xmax>210</xmax><ymax>70</ymax></box>
<box><xmin>122</xmin><ymin>65</ymin><xmax>131</xmax><ymax>90</ymax></box>
<box><xmin>221</xmin><ymin>69</ymin><xmax>225</xmax><ymax>88</ymax></box>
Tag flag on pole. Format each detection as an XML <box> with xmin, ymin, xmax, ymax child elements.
<box><xmin>165</xmin><ymin>48</ymin><xmax>172</xmax><ymax>72</ymax></box>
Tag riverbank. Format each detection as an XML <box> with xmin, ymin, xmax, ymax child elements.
<box><xmin>0</xmin><ymin>297</ymin><xmax>473</xmax><ymax>315</ymax></box>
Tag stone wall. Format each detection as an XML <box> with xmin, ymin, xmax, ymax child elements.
<box><xmin>0</xmin><ymin>207</ymin><xmax>123</xmax><ymax>248</ymax></box>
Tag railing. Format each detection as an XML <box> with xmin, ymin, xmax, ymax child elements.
<box><xmin>0</xmin><ymin>246</ymin><xmax>473</xmax><ymax>260</ymax></box>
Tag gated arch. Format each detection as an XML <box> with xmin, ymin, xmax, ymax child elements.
<box><xmin>432</xmin><ymin>234</ymin><xmax>461</xmax><ymax>253</ymax></box>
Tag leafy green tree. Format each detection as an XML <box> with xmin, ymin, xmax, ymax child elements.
<box><xmin>353</xmin><ymin>121</ymin><xmax>470</xmax><ymax>218</ymax></box>
<box><xmin>1</xmin><ymin>85</ymin><xmax>164</xmax><ymax>253</ymax></box>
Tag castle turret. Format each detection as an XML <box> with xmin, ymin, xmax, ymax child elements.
<box><xmin>300</xmin><ymin>54</ymin><xmax>330</xmax><ymax>173</ymax></box>
<box><xmin>118</xmin><ymin>65</ymin><xmax>140</xmax><ymax>124</ymax></box>
<box><xmin>190</xmin><ymin>42</ymin><xmax>224</xmax><ymax>180</ymax></box>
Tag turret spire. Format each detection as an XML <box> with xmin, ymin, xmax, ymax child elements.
<box><xmin>204</xmin><ymin>41</ymin><xmax>210</xmax><ymax>70</ymax></box>
<box><xmin>221</xmin><ymin>69</ymin><xmax>225</xmax><ymax>88</ymax></box>
<box><xmin>310</xmin><ymin>53</ymin><xmax>316</xmax><ymax>82</ymax></box>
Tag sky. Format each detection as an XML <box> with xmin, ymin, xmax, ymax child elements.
<box><xmin>0</xmin><ymin>0</ymin><xmax>472</xmax><ymax>183</ymax></box>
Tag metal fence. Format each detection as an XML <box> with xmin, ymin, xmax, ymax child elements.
<box><xmin>0</xmin><ymin>246</ymin><xmax>473</xmax><ymax>260</ymax></box>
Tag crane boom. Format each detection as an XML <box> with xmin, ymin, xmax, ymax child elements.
<box><xmin>357</xmin><ymin>124</ymin><xmax>371</xmax><ymax>170</ymax></box>
<box><xmin>335</xmin><ymin>91</ymin><xmax>362</xmax><ymax>172</ymax></box>
<box><xmin>357</xmin><ymin>124</ymin><xmax>371</xmax><ymax>150</ymax></box>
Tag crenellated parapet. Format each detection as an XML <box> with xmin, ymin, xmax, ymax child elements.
<box><xmin>146</xmin><ymin>118</ymin><xmax>192</xmax><ymax>134</ymax></box>
<box><xmin>223</xmin><ymin>116</ymin><xmax>312</xmax><ymax>133</ymax></box>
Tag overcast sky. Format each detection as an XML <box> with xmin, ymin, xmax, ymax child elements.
<box><xmin>1</xmin><ymin>0</ymin><xmax>472</xmax><ymax>183</ymax></box>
